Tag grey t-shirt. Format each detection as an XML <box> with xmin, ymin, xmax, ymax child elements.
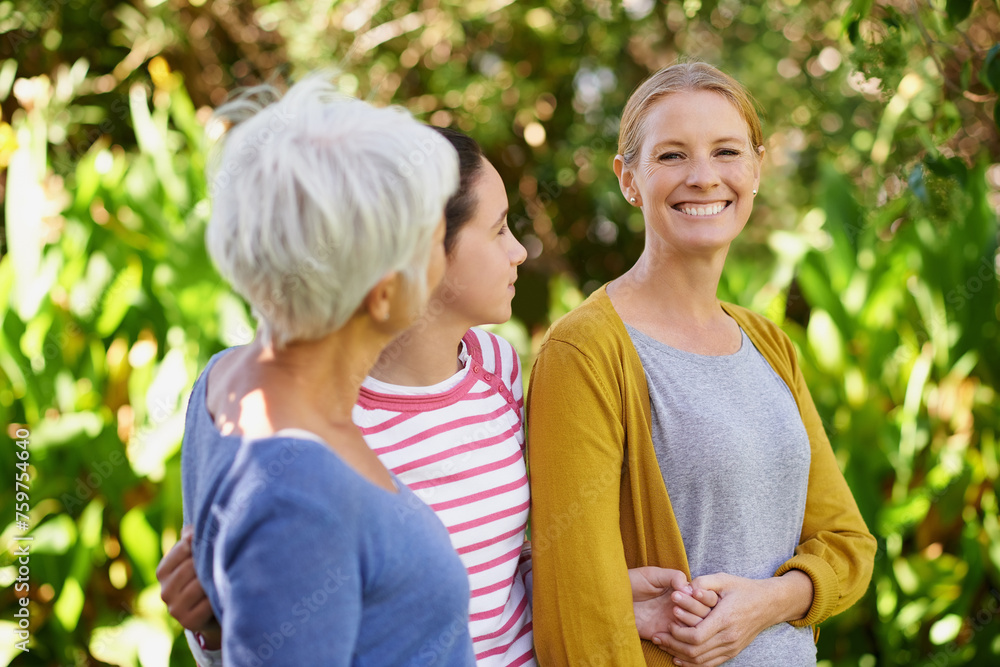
<box><xmin>626</xmin><ymin>324</ymin><xmax>817</xmax><ymax>666</ymax></box>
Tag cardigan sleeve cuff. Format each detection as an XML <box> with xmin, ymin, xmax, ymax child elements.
<box><xmin>774</xmin><ymin>553</ymin><xmax>840</xmax><ymax>628</ymax></box>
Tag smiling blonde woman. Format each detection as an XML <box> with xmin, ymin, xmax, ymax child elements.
<box><xmin>527</xmin><ymin>62</ymin><xmax>877</xmax><ymax>667</ymax></box>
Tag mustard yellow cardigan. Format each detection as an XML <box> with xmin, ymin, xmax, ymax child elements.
<box><xmin>526</xmin><ymin>286</ymin><xmax>876</xmax><ymax>667</ymax></box>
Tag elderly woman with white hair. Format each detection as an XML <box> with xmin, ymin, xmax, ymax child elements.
<box><xmin>180</xmin><ymin>77</ymin><xmax>475</xmax><ymax>665</ymax></box>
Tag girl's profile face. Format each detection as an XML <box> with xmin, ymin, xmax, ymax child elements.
<box><xmin>439</xmin><ymin>158</ymin><xmax>527</xmax><ymax>327</ymax></box>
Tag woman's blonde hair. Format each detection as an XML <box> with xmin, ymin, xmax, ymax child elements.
<box><xmin>618</xmin><ymin>62</ymin><xmax>763</xmax><ymax>166</ymax></box>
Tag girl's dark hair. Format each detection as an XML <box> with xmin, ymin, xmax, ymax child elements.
<box><xmin>433</xmin><ymin>127</ymin><xmax>485</xmax><ymax>254</ymax></box>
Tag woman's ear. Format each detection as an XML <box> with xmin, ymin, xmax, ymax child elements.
<box><xmin>614</xmin><ymin>154</ymin><xmax>640</xmax><ymax>206</ymax></box>
<box><xmin>753</xmin><ymin>145</ymin><xmax>765</xmax><ymax>191</ymax></box>
<box><xmin>363</xmin><ymin>271</ymin><xmax>399</xmax><ymax>324</ymax></box>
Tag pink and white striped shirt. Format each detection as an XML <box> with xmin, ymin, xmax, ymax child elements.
<box><xmin>355</xmin><ymin>328</ymin><xmax>534</xmax><ymax>667</ymax></box>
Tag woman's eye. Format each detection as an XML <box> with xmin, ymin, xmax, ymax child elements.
<box><xmin>659</xmin><ymin>153</ymin><xmax>682</xmax><ymax>161</ymax></box>
<box><xmin>717</xmin><ymin>149</ymin><xmax>741</xmax><ymax>157</ymax></box>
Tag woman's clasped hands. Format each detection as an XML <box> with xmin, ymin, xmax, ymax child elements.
<box><xmin>639</xmin><ymin>569</ymin><xmax>814</xmax><ymax>667</ymax></box>
<box><xmin>630</xmin><ymin>567</ymin><xmax>717</xmax><ymax>643</ymax></box>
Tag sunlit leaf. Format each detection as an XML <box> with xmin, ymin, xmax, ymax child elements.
<box><xmin>32</xmin><ymin>411</ymin><xmax>105</xmax><ymax>449</ymax></box>
<box><xmin>806</xmin><ymin>309</ymin><xmax>845</xmax><ymax>374</ymax></box>
<box><xmin>119</xmin><ymin>508</ymin><xmax>161</xmax><ymax>586</ymax></box>
<box><xmin>0</xmin><ymin>620</ymin><xmax>25</xmax><ymax>665</ymax></box>
<box><xmin>0</xmin><ymin>60</ymin><xmax>17</xmax><ymax>102</ymax></box>
<box><xmin>96</xmin><ymin>257</ymin><xmax>143</xmax><ymax>337</ymax></box>
<box><xmin>79</xmin><ymin>497</ymin><xmax>105</xmax><ymax>549</ymax></box>
<box><xmin>881</xmin><ymin>494</ymin><xmax>931</xmax><ymax>534</ymax></box>
<box><xmin>127</xmin><ymin>410</ymin><xmax>184</xmax><ymax>482</ymax></box>
<box><xmin>930</xmin><ymin>614</ymin><xmax>963</xmax><ymax>644</ymax></box>
<box><xmin>90</xmin><ymin>622</ymin><xmax>139</xmax><ymax>667</ymax></box>
<box><xmin>53</xmin><ymin>577</ymin><xmax>84</xmax><ymax>631</ymax></box>
<box><xmin>30</xmin><ymin>514</ymin><xmax>77</xmax><ymax>554</ymax></box>
<box><xmin>896</xmin><ymin>599</ymin><xmax>930</xmax><ymax>632</ymax></box>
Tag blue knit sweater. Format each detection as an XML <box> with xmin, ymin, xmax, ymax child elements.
<box><xmin>181</xmin><ymin>351</ymin><xmax>475</xmax><ymax>666</ymax></box>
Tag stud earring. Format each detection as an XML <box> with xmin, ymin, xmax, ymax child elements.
<box><xmin>630</xmin><ymin>197</ymin><xmax>636</xmax><ymax>204</ymax></box>
<box><xmin>752</xmin><ymin>189</ymin><xmax>758</xmax><ymax>196</ymax></box>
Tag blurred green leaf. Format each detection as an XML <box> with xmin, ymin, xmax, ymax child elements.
<box><xmin>79</xmin><ymin>497</ymin><xmax>105</xmax><ymax>550</ymax></box>
<box><xmin>96</xmin><ymin>258</ymin><xmax>143</xmax><ymax>337</ymax></box>
<box><xmin>31</xmin><ymin>515</ymin><xmax>77</xmax><ymax>554</ymax></box>
<box><xmin>120</xmin><ymin>508</ymin><xmax>161</xmax><ymax>587</ymax></box>
<box><xmin>54</xmin><ymin>577</ymin><xmax>85</xmax><ymax>631</ymax></box>
<box><xmin>946</xmin><ymin>0</ymin><xmax>974</xmax><ymax>25</ymax></box>
<box><xmin>32</xmin><ymin>412</ymin><xmax>104</xmax><ymax>449</ymax></box>
<box><xmin>980</xmin><ymin>45</ymin><xmax>1000</xmax><ymax>93</ymax></box>
<box><xmin>881</xmin><ymin>493</ymin><xmax>932</xmax><ymax>534</ymax></box>
<box><xmin>925</xmin><ymin>153</ymin><xmax>969</xmax><ymax>186</ymax></box>
<box><xmin>842</xmin><ymin>0</ymin><xmax>874</xmax><ymax>34</ymax></box>
<box><xmin>807</xmin><ymin>309</ymin><xmax>846</xmax><ymax>374</ymax></box>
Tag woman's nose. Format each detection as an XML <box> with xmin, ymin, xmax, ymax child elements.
<box><xmin>685</xmin><ymin>157</ymin><xmax>721</xmax><ymax>189</ymax></box>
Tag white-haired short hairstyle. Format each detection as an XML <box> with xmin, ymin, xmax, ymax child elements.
<box><xmin>205</xmin><ymin>75</ymin><xmax>458</xmax><ymax>349</ymax></box>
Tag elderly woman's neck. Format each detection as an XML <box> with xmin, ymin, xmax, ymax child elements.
<box><xmin>254</xmin><ymin>324</ymin><xmax>388</xmax><ymax>418</ymax></box>
<box><xmin>368</xmin><ymin>316</ymin><xmax>469</xmax><ymax>387</ymax></box>
<box><xmin>206</xmin><ymin>322</ymin><xmax>392</xmax><ymax>442</ymax></box>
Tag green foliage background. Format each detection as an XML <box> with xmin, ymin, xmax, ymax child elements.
<box><xmin>1</xmin><ymin>0</ymin><xmax>999</xmax><ymax>665</ymax></box>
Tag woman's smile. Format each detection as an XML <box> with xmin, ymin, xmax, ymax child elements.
<box><xmin>674</xmin><ymin>201</ymin><xmax>731</xmax><ymax>217</ymax></box>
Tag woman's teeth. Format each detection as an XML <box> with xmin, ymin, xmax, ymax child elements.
<box><xmin>678</xmin><ymin>202</ymin><xmax>726</xmax><ymax>216</ymax></box>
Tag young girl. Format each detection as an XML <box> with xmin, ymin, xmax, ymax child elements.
<box><xmin>352</xmin><ymin>128</ymin><xmax>533</xmax><ymax>664</ymax></box>
<box><xmin>159</xmin><ymin>128</ymin><xmax>717</xmax><ymax>666</ymax></box>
